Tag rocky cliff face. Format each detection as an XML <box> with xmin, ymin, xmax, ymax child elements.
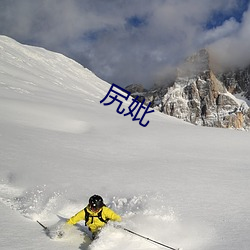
<box><xmin>126</xmin><ymin>49</ymin><xmax>250</xmax><ymax>130</ymax></box>
<box><xmin>217</xmin><ymin>66</ymin><xmax>250</xmax><ymax>100</ymax></box>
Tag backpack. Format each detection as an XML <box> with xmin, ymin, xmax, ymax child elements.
<box><xmin>84</xmin><ymin>206</ymin><xmax>109</xmax><ymax>226</ymax></box>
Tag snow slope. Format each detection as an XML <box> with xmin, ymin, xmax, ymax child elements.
<box><xmin>0</xmin><ymin>35</ymin><xmax>250</xmax><ymax>250</ymax></box>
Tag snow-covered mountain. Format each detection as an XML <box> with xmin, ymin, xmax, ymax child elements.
<box><xmin>127</xmin><ymin>49</ymin><xmax>250</xmax><ymax>130</ymax></box>
<box><xmin>0</xmin><ymin>36</ymin><xmax>250</xmax><ymax>250</ymax></box>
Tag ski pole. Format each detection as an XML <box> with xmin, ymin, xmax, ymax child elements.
<box><xmin>37</xmin><ymin>220</ymin><xmax>48</xmax><ymax>231</ymax></box>
<box><xmin>122</xmin><ymin>227</ymin><xmax>180</xmax><ymax>250</ymax></box>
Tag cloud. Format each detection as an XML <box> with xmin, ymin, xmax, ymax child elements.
<box><xmin>209</xmin><ymin>4</ymin><xmax>250</xmax><ymax>69</ymax></box>
<box><xmin>200</xmin><ymin>18</ymin><xmax>240</xmax><ymax>45</ymax></box>
<box><xmin>0</xmin><ymin>0</ymin><xmax>249</xmax><ymax>87</ymax></box>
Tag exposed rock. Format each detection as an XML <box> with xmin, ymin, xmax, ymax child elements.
<box><xmin>125</xmin><ymin>83</ymin><xmax>146</xmax><ymax>94</ymax></box>
<box><xmin>131</xmin><ymin>49</ymin><xmax>250</xmax><ymax>130</ymax></box>
<box><xmin>124</xmin><ymin>83</ymin><xmax>148</xmax><ymax>103</ymax></box>
<box><xmin>217</xmin><ymin>66</ymin><xmax>250</xmax><ymax>100</ymax></box>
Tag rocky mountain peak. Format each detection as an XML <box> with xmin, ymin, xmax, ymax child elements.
<box><xmin>127</xmin><ymin>49</ymin><xmax>250</xmax><ymax>130</ymax></box>
<box><xmin>177</xmin><ymin>49</ymin><xmax>210</xmax><ymax>78</ymax></box>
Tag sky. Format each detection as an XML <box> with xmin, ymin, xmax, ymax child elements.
<box><xmin>0</xmin><ymin>0</ymin><xmax>249</xmax><ymax>88</ymax></box>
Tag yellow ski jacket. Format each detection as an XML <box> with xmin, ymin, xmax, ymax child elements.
<box><xmin>67</xmin><ymin>206</ymin><xmax>121</xmax><ymax>233</ymax></box>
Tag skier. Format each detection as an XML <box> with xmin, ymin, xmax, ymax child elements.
<box><xmin>66</xmin><ymin>194</ymin><xmax>121</xmax><ymax>239</ymax></box>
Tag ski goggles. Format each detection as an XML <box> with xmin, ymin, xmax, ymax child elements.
<box><xmin>89</xmin><ymin>204</ymin><xmax>101</xmax><ymax>212</ymax></box>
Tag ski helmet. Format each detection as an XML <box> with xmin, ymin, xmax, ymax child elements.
<box><xmin>89</xmin><ymin>195</ymin><xmax>104</xmax><ymax>210</ymax></box>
